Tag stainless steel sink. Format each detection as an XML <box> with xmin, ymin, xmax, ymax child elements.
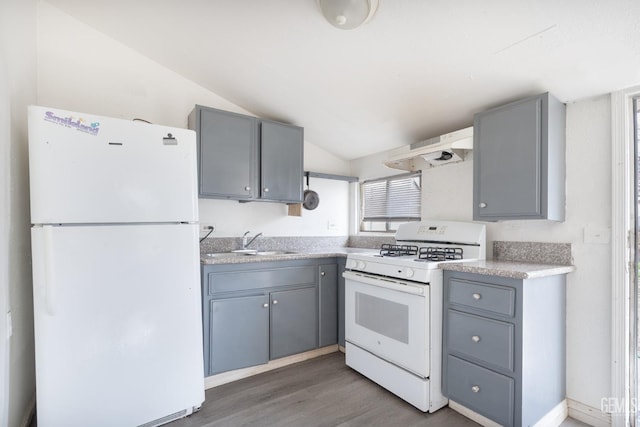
<box><xmin>202</xmin><ymin>252</ymin><xmax>246</xmax><ymax>258</ymax></box>
<box><xmin>202</xmin><ymin>250</ymin><xmax>298</xmax><ymax>258</ymax></box>
<box><xmin>254</xmin><ymin>250</ymin><xmax>298</xmax><ymax>256</ymax></box>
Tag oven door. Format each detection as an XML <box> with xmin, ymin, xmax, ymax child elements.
<box><xmin>344</xmin><ymin>271</ymin><xmax>429</xmax><ymax>377</ymax></box>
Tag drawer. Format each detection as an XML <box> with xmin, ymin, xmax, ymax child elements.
<box><xmin>449</xmin><ymin>278</ymin><xmax>515</xmax><ymax>317</ymax></box>
<box><xmin>447</xmin><ymin>310</ymin><xmax>514</xmax><ymax>372</ymax></box>
<box><xmin>446</xmin><ymin>355</ymin><xmax>514</xmax><ymax>427</ymax></box>
<box><xmin>207</xmin><ymin>266</ymin><xmax>316</xmax><ymax>295</ymax></box>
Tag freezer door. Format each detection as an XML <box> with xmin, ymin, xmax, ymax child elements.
<box><xmin>28</xmin><ymin>106</ymin><xmax>198</xmax><ymax>224</ymax></box>
<box><xmin>31</xmin><ymin>224</ymin><xmax>204</xmax><ymax>427</ymax></box>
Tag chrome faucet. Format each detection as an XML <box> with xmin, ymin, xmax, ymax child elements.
<box><xmin>242</xmin><ymin>231</ymin><xmax>263</xmax><ymax>250</ymax></box>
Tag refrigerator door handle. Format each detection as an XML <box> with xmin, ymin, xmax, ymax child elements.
<box><xmin>43</xmin><ymin>225</ymin><xmax>56</xmax><ymax>316</ymax></box>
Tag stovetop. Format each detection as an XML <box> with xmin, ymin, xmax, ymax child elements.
<box><xmin>346</xmin><ymin>220</ymin><xmax>486</xmax><ymax>282</ymax></box>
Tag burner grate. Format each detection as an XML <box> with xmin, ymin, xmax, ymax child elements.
<box><xmin>418</xmin><ymin>247</ymin><xmax>463</xmax><ymax>262</ymax></box>
<box><xmin>380</xmin><ymin>244</ymin><xmax>418</xmax><ymax>257</ymax></box>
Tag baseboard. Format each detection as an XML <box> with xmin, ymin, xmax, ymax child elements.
<box><xmin>533</xmin><ymin>400</ymin><xmax>568</xmax><ymax>427</ymax></box>
<box><xmin>450</xmin><ymin>399</ymin><xmax>567</xmax><ymax>427</ymax></box>
<box><xmin>19</xmin><ymin>395</ymin><xmax>36</xmax><ymax>427</ymax></box>
<box><xmin>338</xmin><ymin>345</ymin><xmax>345</xmax><ymax>353</ymax></box>
<box><xmin>567</xmin><ymin>398</ymin><xmax>612</xmax><ymax>427</ymax></box>
<box><xmin>204</xmin><ymin>345</ymin><xmax>339</xmax><ymax>389</ymax></box>
<box><xmin>449</xmin><ymin>400</ymin><xmax>502</xmax><ymax>427</ymax></box>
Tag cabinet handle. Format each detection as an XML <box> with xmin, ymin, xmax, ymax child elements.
<box><xmin>471</xmin><ymin>385</ymin><xmax>480</xmax><ymax>393</ymax></box>
<box><xmin>472</xmin><ymin>293</ymin><xmax>481</xmax><ymax>300</ymax></box>
<box><xmin>471</xmin><ymin>335</ymin><xmax>481</xmax><ymax>343</ymax></box>
<box><xmin>479</xmin><ymin>202</ymin><xmax>487</xmax><ymax>208</ymax></box>
<box><xmin>244</xmin><ymin>186</ymin><xmax>251</xmax><ymax>192</ymax></box>
<box><xmin>262</xmin><ymin>303</ymin><xmax>269</xmax><ymax>308</ymax></box>
<box><xmin>263</xmin><ymin>187</ymin><xmax>270</xmax><ymax>193</ymax></box>
<box><xmin>320</xmin><ymin>271</ymin><xmax>326</xmax><ymax>276</ymax></box>
<box><xmin>272</xmin><ymin>300</ymin><xmax>278</xmax><ymax>305</ymax></box>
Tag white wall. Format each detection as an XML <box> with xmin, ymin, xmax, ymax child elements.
<box><xmin>37</xmin><ymin>1</ymin><xmax>352</xmax><ymax>239</ymax></box>
<box><xmin>1</xmin><ymin>1</ymin><xmax>37</xmax><ymax>426</ymax></box>
<box><xmin>351</xmin><ymin>95</ymin><xmax>612</xmax><ymax>409</ymax></box>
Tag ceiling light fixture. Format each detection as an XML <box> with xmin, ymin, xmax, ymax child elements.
<box><xmin>317</xmin><ymin>0</ymin><xmax>379</xmax><ymax>30</ymax></box>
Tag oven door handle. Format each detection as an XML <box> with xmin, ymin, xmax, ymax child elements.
<box><xmin>343</xmin><ymin>271</ymin><xmax>425</xmax><ymax>295</ymax></box>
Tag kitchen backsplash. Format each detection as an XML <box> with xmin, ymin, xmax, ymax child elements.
<box><xmin>200</xmin><ymin>235</ymin><xmax>395</xmax><ymax>253</ymax></box>
<box><xmin>201</xmin><ymin>236</ymin><xmax>349</xmax><ymax>253</ymax></box>
<box><xmin>493</xmin><ymin>241</ymin><xmax>573</xmax><ymax>265</ymax></box>
<box><xmin>347</xmin><ymin>235</ymin><xmax>395</xmax><ymax>249</ymax></box>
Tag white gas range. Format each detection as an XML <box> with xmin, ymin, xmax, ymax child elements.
<box><xmin>343</xmin><ymin>220</ymin><xmax>486</xmax><ymax>413</ymax></box>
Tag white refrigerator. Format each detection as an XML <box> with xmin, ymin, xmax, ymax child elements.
<box><xmin>28</xmin><ymin>106</ymin><xmax>205</xmax><ymax>427</ymax></box>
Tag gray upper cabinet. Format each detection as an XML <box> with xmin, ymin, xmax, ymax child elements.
<box><xmin>473</xmin><ymin>92</ymin><xmax>566</xmax><ymax>221</ymax></box>
<box><xmin>260</xmin><ymin>120</ymin><xmax>304</xmax><ymax>203</ymax></box>
<box><xmin>189</xmin><ymin>105</ymin><xmax>303</xmax><ymax>203</ymax></box>
<box><xmin>189</xmin><ymin>106</ymin><xmax>257</xmax><ymax>200</ymax></box>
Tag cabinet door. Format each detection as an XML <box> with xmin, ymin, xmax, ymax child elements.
<box><xmin>319</xmin><ymin>264</ymin><xmax>338</xmax><ymax>347</ymax></box>
<box><xmin>270</xmin><ymin>287</ymin><xmax>318</xmax><ymax>359</ymax></box>
<box><xmin>199</xmin><ymin>107</ymin><xmax>258</xmax><ymax>199</ymax></box>
<box><xmin>337</xmin><ymin>260</ymin><xmax>346</xmax><ymax>347</ymax></box>
<box><xmin>209</xmin><ymin>295</ymin><xmax>269</xmax><ymax>375</ymax></box>
<box><xmin>260</xmin><ymin>121</ymin><xmax>303</xmax><ymax>202</ymax></box>
<box><xmin>473</xmin><ymin>94</ymin><xmax>545</xmax><ymax>220</ymax></box>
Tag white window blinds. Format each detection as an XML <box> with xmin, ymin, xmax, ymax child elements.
<box><xmin>361</xmin><ymin>172</ymin><xmax>421</xmax><ymax>222</ymax></box>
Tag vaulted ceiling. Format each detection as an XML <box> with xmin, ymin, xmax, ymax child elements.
<box><xmin>46</xmin><ymin>0</ymin><xmax>640</xmax><ymax>159</ymax></box>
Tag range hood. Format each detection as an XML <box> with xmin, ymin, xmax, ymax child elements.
<box><xmin>384</xmin><ymin>126</ymin><xmax>473</xmax><ymax>171</ymax></box>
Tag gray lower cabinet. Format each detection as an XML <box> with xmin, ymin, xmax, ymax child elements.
<box><xmin>209</xmin><ymin>295</ymin><xmax>269</xmax><ymax>375</ymax></box>
<box><xmin>270</xmin><ymin>287</ymin><xmax>318</xmax><ymax>359</ymax></box>
<box><xmin>189</xmin><ymin>105</ymin><xmax>303</xmax><ymax>203</ymax></box>
<box><xmin>318</xmin><ymin>263</ymin><xmax>338</xmax><ymax>347</ymax></box>
<box><xmin>337</xmin><ymin>259</ymin><xmax>346</xmax><ymax>347</ymax></box>
<box><xmin>442</xmin><ymin>271</ymin><xmax>566</xmax><ymax>427</ymax></box>
<box><xmin>201</xmin><ymin>258</ymin><xmax>339</xmax><ymax>377</ymax></box>
<box><xmin>473</xmin><ymin>92</ymin><xmax>566</xmax><ymax>221</ymax></box>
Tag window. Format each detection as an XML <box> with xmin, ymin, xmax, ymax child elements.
<box><xmin>360</xmin><ymin>172</ymin><xmax>421</xmax><ymax>232</ymax></box>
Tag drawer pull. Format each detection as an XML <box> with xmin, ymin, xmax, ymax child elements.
<box><xmin>471</xmin><ymin>385</ymin><xmax>480</xmax><ymax>393</ymax></box>
<box><xmin>471</xmin><ymin>335</ymin><xmax>481</xmax><ymax>343</ymax></box>
<box><xmin>273</xmin><ymin>300</ymin><xmax>278</xmax><ymax>305</ymax></box>
<box><xmin>472</xmin><ymin>293</ymin><xmax>482</xmax><ymax>300</ymax></box>
<box><xmin>262</xmin><ymin>303</ymin><xmax>269</xmax><ymax>308</ymax></box>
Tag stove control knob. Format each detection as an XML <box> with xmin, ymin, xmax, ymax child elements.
<box><xmin>357</xmin><ymin>261</ymin><xmax>367</xmax><ymax>270</ymax></box>
<box><xmin>405</xmin><ymin>268</ymin><xmax>415</xmax><ymax>278</ymax></box>
<box><xmin>347</xmin><ymin>260</ymin><xmax>358</xmax><ymax>269</ymax></box>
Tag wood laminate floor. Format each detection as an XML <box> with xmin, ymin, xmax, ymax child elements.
<box><xmin>166</xmin><ymin>352</ymin><xmax>590</xmax><ymax>427</ymax></box>
<box><xmin>28</xmin><ymin>351</ymin><xmax>590</xmax><ymax>427</ymax></box>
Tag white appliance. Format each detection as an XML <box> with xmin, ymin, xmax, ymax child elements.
<box><xmin>384</xmin><ymin>126</ymin><xmax>473</xmax><ymax>170</ymax></box>
<box><xmin>28</xmin><ymin>106</ymin><xmax>205</xmax><ymax>427</ymax></box>
<box><xmin>344</xmin><ymin>220</ymin><xmax>486</xmax><ymax>412</ymax></box>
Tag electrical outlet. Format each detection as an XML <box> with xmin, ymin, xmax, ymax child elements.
<box><xmin>201</xmin><ymin>224</ymin><xmax>216</xmax><ymax>233</ymax></box>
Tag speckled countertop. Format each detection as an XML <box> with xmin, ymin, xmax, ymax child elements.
<box><xmin>200</xmin><ymin>247</ymin><xmax>378</xmax><ymax>265</ymax></box>
<box><xmin>440</xmin><ymin>260</ymin><xmax>576</xmax><ymax>280</ymax></box>
<box><xmin>440</xmin><ymin>240</ymin><xmax>576</xmax><ymax>279</ymax></box>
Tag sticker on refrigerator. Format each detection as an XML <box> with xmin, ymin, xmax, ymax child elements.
<box><xmin>44</xmin><ymin>111</ymin><xmax>100</xmax><ymax>136</ymax></box>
